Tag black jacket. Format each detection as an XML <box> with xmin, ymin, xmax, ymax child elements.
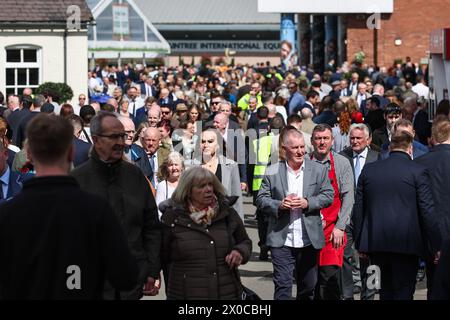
<box><xmin>353</xmin><ymin>151</ymin><xmax>441</xmax><ymax>258</ymax></box>
<box><xmin>415</xmin><ymin>144</ymin><xmax>450</xmax><ymax>240</ymax></box>
<box><xmin>0</xmin><ymin>176</ymin><xmax>138</xmax><ymax>299</ymax></box>
<box><xmin>71</xmin><ymin>150</ymin><xmax>161</xmax><ymax>300</ymax></box>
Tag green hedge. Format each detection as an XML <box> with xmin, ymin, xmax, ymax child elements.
<box><xmin>36</xmin><ymin>82</ymin><xmax>74</xmax><ymax>104</ymax></box>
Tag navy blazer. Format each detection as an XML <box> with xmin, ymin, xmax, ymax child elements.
<box><xmin>313</xmin><ymin>110</ymin><xmax>338</xmax><ymax>127</ymax></box>
<box><xmin>1</xmin><ymin>170</ymin><xmax>33</xmax><ymax>205</ymax></box>
<box><xmin>353</xmin><ymin>151</ymin><xmax>441</xmax><ymax>257</ymax></box>
<box><xmin>73</xmin><ymin>137</ymin><xmax>91</xmax><ymax>168</ymax></box>
<box><xmin>413</xmin><ymin>109</ymin><xmax>431</xmax><ymax>146</ymax></box>
<box><xmin>415</xmin><ymin>144</ymin><xmax>450</xmax><ymax>240</ymax></box>
<box><xmin>130</xmin><ymin>144</ymin><xmax>152</xmax><ymax>180</ymax></box>
<box><xmin>140</xmin><ymin>83</ymin><xmax>158</xmax><ymax>98</ymax></box>
<box><xmin>379</xmin><ymin>140</ymin><xmax>428</xmax><ymax>160</ymax></box>
<box><xmin>134</xmin><ymin>107</ymin><xmax>147</xmax><ymax>128</ymax></box>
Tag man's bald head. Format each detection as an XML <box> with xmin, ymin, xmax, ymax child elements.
<box><xmin>300</xmin><ymin>107</ymin><xmax>313</xmax><ymax>119</ymax></box>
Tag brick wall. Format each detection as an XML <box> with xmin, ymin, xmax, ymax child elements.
<box><xmin>346</xmin><ymin>0</ymin><xmax>450</xmax><ymax>67</ymax></box>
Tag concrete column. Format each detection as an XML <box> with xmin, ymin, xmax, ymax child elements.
<box><xmin>312</xmin><ymin>15</ymin><xmax>325</xmax><ymax>74</ymax></box>
<box><xmin>298</xmin><ymin>13</ymin><xmax>311</xmax><ymax>67</ymax></box>
<box><xmin>325</xmin><ymin>15</ymin><xmax>338</xmax><ymax>69</ymax></box>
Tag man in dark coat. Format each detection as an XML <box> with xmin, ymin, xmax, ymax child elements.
<box><xmin>339</xmin><ymin>123</ymin><xmax>379</xmax><ymax>300</ymax></box>
<box><xmin>353</xmin><ymin>130</ymin><xmax>441</xmax><ymax>300</ymax></box>
<box><xmin>66</xmin><ymin>114</ymin><xmax>91</xmax><ymax>168</ymax></box>
<box><xmin>415</xmin><ymin>118</ymin><xmax>450</xmax><ymax>298</ymax></box>
<box><xmin>378</xmin><ymin>119</ymin><xmax>428</xmax><ymax>160</ymax></box>
<box><xmin>71</xmin><ymin>112</ymin><xmax>161</xmax><ymax>300</ymax></box>
<box><xmin>0</xmin><ymin>114</ymin><xmax>138</xmax><ymax>299</ymax></box>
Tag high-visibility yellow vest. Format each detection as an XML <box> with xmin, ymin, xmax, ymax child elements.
<box><xmin>252</xmin><ymin>134</ymin><xmax>273</xmax><ymax>192</ymax></box>
<box><xmin>238</xmin><ymin>93</ymin><xmax>263</xmax><ymax>111</ymax></box>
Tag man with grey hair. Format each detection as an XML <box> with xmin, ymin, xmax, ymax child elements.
<box><xmin>107</xmin><ymin>97</ymin><xmax>119</xmax><ymax>113</ymax></box>
<box><xmin>257</xmin><ymin>127</ymin><xmax>334</xmax><ymax>300</ymax></box>
<box><xmin>340</xmin><ymin>123</ymin><xmax>379</xmax><ymax>300</ymax></box>
<box><xmin>71</xmin><ymin>111</ymin><xmax>162</xmax><ymax>300</ymax></box>
<box><xmin>118</xmin><ymin>115</ymin><xmax>136</xmax><ymax>161</ymax></box>
<box><xmin>300</xmin><ymin>107</ymin><xmax>317</xmax><ymax>135</ymax></box>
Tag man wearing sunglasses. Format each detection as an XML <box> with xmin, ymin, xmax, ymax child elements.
<box><xmin>72</xmin><ymin>111</ymin><xmax>161</xmax><ymax>300</ymax></box>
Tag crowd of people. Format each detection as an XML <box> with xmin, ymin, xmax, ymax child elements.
<box><xmin>0</xmin><ymin>56</ymin><xmax>449</xmax><ymax>300</ymax></box>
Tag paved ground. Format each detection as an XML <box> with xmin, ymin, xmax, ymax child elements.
<box><xmin>144</xmin><ymin>196</ymin><xmax>428</xmax><ymax>300</ymax></box>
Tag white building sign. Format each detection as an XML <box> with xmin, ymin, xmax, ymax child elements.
<box><xmin>169</xmin><ymin>41</ymin><xmax>280</xmax><ymax>53</ymax></box>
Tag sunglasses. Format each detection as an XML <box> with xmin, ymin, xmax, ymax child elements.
<box><xmin>211</xmin><ymin>101</ymin><xmax>221</xmax><ymax>105</ymax></box>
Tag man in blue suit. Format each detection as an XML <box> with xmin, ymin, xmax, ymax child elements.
<box><xmin>353</xmin><ymin>130</ymin><xmax>441</xmax><ymax>300</ymax></box>
<box><xmin>0</xmin><ymin>142</ymin><xmax>32</xmax><ymax>204</ymax></box>
<box><xmin>379</xmin><ymin>119</ymin><xmax>428</xmax><ymax>160</ymax></box>
<box><xmin>67</xmin><ymin>115</ymin><xmax>91</xmax><ymax>168</ymax></box>
<box><xmin>415</xmin><ymin>117</ymin><xmax>450</xmax><ymax>298</ymax></box>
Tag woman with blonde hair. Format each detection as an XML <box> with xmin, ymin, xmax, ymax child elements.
<box><xmin>158</xmin><ymin>166</ymin><xmax>252</xmax><ymax>300</ymax></box>
<box><xmin>156</xmin><ymin>152</ymin><xmax>185</xmax><ymax>220</ymax></box>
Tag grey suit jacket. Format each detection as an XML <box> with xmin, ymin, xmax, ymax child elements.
<box><xmin>256</xmin><ymin>159</ymin><xmax>334</xmax><ymax>249</ymax></box>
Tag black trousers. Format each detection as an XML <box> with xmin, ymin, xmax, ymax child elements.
<box><xmin>253</xmin><ymin>193</ymin><xmax>268</xmax><ymax>251</ymax></box>
<box><xmin>317</xmin><ymin>265</ymin><xmax>341</xmax><ymax>300</ymax></box>
<box><xmin>270</xmin><ymin>245</ymin><xmax>319</xmax><ymax>300</ymax></box>
<box><xmin>370</xmin><ymin>252</ymin><xmax>419</xmax><ymax>300</ymax></box>
<box><xmin>340</xmin><ymin>226</ymin><xmax>355</xmax><ymax>299</ymax></box>
<box><xmin>340</xmin><ymin>224</ymin><xmax>375</xmax><ymax>300</ymax></box>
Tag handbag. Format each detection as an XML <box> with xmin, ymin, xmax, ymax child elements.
<box><xmin>225</xmin><ymin>215</ymin><xmax>262</xmax><ymax>301</ymax></box>
<box><xmin>239</xmin><ymin>279</ymin><xmax>261</xmax><ymax>301</ymax></box>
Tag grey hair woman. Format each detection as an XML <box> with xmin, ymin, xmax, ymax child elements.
<box><xmin>159</xmin><ymin>166</ymin><xmax>252</xmax><ymax>300</ymax></box>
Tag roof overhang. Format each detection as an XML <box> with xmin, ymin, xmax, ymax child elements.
<box><xmin>258</xmin><ymin>0</ymin><xmax>394</xmax><ymax>14</ymax></box>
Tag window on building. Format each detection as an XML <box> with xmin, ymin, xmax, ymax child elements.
<box><xmin>5</xmin><ymin>46</ymin><xmax>41</xmax><ymax>96</ymax></box>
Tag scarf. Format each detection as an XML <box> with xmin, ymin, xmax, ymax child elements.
<box><xmin>188</xmin><ymin>195</ymin><xmax>219</xmax><ymax>226</ymax></box>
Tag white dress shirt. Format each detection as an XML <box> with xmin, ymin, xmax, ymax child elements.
<box><xmin>284</xmin><ymin>161</ymin><xmax>311</xmax><ymax>248</ymax></box>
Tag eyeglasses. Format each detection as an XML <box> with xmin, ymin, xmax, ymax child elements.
<box><xmin>288</xmin><ymin>86</ymin><xmax>296</xmax><ymax>90</ymax></box>
<box><xmin>97</xmin><ymin>133</ymin><xmax>127</xmax><ymax>140</ymax></box>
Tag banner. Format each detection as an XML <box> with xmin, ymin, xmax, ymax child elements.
<box><xmin>112</xmin><ymin>4</ymin><xmax>129</xmax><ymax>36</ymax></box>
<box><xmin>280</xmin><ymin>13</ymin><xmax>297</xmax><ymax>70</ymax></box>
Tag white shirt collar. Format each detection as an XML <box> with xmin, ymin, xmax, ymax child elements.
<box><xmin>353</xmin><ymin>147</ymin><xmax>369</xmax><ymax>158</ymax></box>
<box><xmin>286</xmin><ymin>161</ymin><xmax>305</xmax><ymax>174</ymax></box>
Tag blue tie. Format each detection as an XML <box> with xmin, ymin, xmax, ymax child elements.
<box><xmin>148</xmin><ymin>154</ymin><xmax>156</xmax><ymax>187</ymax></box>
<box><xmin>354</xmin><ymin>154</ymin><xmax>361</xmax><ymax>186</ymax></box>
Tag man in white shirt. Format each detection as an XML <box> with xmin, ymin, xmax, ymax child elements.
<box><xmin>256</xmin><ymin>128</ymin><xmax>334</xmax><ymax>300</ymax></box>
<box><xmin>412</xmin><ymin>75</ymin><xmax>430</xmax><ymax>99</ymax></box>
<box><xmin>125</xmin><ymin>86</ymin><xmax>144</xmax><ymax>117</ymax></box>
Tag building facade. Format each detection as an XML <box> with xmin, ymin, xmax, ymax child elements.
<box><xmin>0</xmin><ymin>0</ymin><xmax>93</xmax><ymax>103</ymax></box>
<box><xmin>259</xmin><ymin>0</ymin><xmax>450</xmax><ymax>69</ymax></box>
